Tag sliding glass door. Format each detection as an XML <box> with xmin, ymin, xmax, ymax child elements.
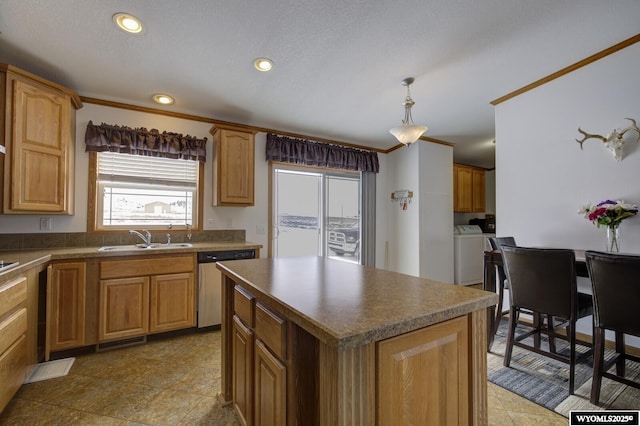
<box><xmin>272</xmin><ymin>165</ymin><xmax>360</xmax><ymax>263</ymax></box>
<box><xmin>273</xmin><ymin>168</ymin><xmax>322</xmax><ymax>258</ymax></box>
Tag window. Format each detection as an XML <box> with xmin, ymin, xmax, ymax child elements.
<box><xmin>91</xmin><ymin>152</ymin><xmax>201</xmax><ymax>230</ymax></box>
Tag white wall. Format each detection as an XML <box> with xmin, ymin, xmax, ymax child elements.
<box><xmin>385</xmin><ymin>142</ymin><xmax>454</xmax><ymax>283</ymax></box>
<box><xmin>495</xmin><ymin>41</ymin><xmax>640</xmax><ymax>346</ymax></box>
<box><xmin>496</xmin><ymin>42</ymin><xmax>640</xmax><ymax>251</ymax></box>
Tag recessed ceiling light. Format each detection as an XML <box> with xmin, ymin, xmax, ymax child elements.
<box><xmin>253</xmin><ymin>57</ymin><xmax>274</xmax><ymax>72</ymax></box>
<box><xmin>113</xmin><ymin>13</ymin><xmax>143</xmax><ymax>34</ymax></box>
<box><xmin>152</xmin><ymin>94</ymin><xmax>174</xmax><ymax>105</ymax></box>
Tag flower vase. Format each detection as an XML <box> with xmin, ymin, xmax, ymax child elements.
<box><xmin>606</xmin><ymin>225</ymin><xmax>620</xmax><ymax>253</ymax></box>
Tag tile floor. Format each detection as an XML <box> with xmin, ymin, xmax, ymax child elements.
<box><xmin>0</xmin><ymin>330</ymin><xmax>568</xmax><ymax>425</ymax></box>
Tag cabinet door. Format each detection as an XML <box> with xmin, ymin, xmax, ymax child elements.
<box><xmin>254</xmin><ymin>339</ymin><xmax>286</xmax><ymax>426</ymax></box>
<box><xmin>47</xmin><ymin>262</ymin><xmax>86</xmax><ymax>353</ymax></box>
<box><xmin>377</xmin><ymin>316</ymin><xmax>469</xmax><ymax>425</ymax></box>
<box><xmin>149</xmin><ymin>272</ymin><xmax>195</xmax><ymax>333</ymax></box>
<box><xmin>454</xmin><ymin>165</ymin><xmax>472</xmax><ymax>212</ymax></box>
<box><xmin>213</xmin><ymin>128</ymin><xmax>255</xmax><ymax>206</ymax></box>
<box><xmin>99</xmin><ymin>277</ymin><xmax>149</xmax><ymax>342</ymax></box>
<box><xmin>233</xmin><ymin>315</ymin><xmax>254</xmax><ymax>426</ymax></box>
<box><xmin>472</xmin><ymin>169</ymin><xmax>485</xmax><ymax>212</ymax></box>
<box><xmin>9</xmin><ymin>78</ymin><xmax>73</xmax><ymax>213</ymax></box>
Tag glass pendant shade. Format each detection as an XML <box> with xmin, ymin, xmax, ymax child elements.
<box><xmin>389</xmin><ymin>77</ymin><xmax>428</xmax><ymax>145</ymax></box>
<box><xmin>389</xmin><ymin>124</ymin><xmax>428</xmax><ymax>145</ymax></box>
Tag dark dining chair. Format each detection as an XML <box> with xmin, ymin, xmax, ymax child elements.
<box><xmin>501</xmin><ymin>246</ymin><xmax>593</xmax><ymax>394</ymax></box>
<box><xmin>487</xmin><ymin>237</ymin><xmax>516</xmax><ymax>338</ymax></box>
<box><xmin>585</xmin><ymin>250</ymin><xmax>640</xmax><ymax>405</ymax></box>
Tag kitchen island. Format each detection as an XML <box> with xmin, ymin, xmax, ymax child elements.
<box><xmin>217</xmin><ymin>256</ymin><xmax>498</xmax><ymax>425</ymax></box>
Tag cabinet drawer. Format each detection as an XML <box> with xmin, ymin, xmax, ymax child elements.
<box><xmin>0</xmin><ymin>277</ymin><xmax>27</xmax><ymax>318</ymax></box>
<box><xmin>100</xmin><ymin>255</ymin><xmax>194</xmax><ymax>279</ymax></box>
<box><xmin>0</xmin><ymin>334</ymin><xmax>27</xmax><ymax>412</ymax></box>
<box><xmin>0</xmin><ymin>308</ymin><xmax>27</xmax><ymax>356</ymax></box>
<box><xmin>254</xmin><ymin>302</ymin><xmax>286</xmax><ymax>360</ymax></box>
<box><xmin>234</xmin><ymin>285</ymin><xmax>254</xmax><ymax>327</ymax></box>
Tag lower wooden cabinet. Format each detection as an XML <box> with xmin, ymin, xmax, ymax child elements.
<box><xmin>232</xmin><ymin>286</ymin><xmax>287</xmax><ymax>426</ymax></box>
<box><xmin>150</xmin><ymin>273</ymin><xmax>195</xmax><ymax>333</ymax></box>
<box><xmin>98</xmin><ymin>255</ymin><xmax>196</xmax><ymax>343</ymax></box>
<box><xmin>254</xmin><ymin>339</ymin><xmax>286</xmax><ymax>426</ymax></box>
<box><xmin>376</xmin><ymin>316</ymin><xmax>469</xmax><ymax>425</ymax></box>
<box><xmin>99</xmin><ymin>276</ymin><xmax>150</xmax><ymax>342</ymax></box>
<box><xmin>233</xmin><ymin>315</ymin><xmax>254</xmax><ymax>426</ymax></box>
<box><xmin>0</xmin><ymin>276</ymin><xmax>28</xmax><ymax>412</ymax></box>
<box><xmin>47</xmin><ymin>262</ymin><xmax>86</xmax><ymax>353</ymax></box>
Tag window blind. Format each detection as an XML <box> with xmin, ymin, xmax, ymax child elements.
<box><xmin>98</xmin><ymin>152</ymin><xmax>197</xmax><ymax>186</ymax></box>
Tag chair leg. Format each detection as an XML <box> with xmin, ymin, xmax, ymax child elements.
<box><xmin>615</xmin><ymin>331</ymin><xmax>625</xmax><ymax>376</ymax></box>
<box><xmin>533</xmin><ymin>312</ymin><xmax>541</xmax><ymax>349</ymax></box>
<box><xmin>493</xmin><ymin>278</ymin><xmax>505</xmax><ymax>337</ymax></box>
<box><xmin>504</xmin><ymin>306</ymin><xmax>518</xmax><ymax>368</ymax></box>
<box><xmin>568</xmin><ymin>321</ymin><xmax>576</xmax><ymax>395</ymax></box>
<box><xmin>590</xmin><ymin>327</ymin><xmax>606</xmax><ymax>405</ymax></box>
<box><xmin>547</xmin><ymin>314</ymin><xmax>556</xmax><ymax>354</ymax></box>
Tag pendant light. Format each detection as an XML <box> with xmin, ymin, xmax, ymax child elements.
<box><xmin>389</xmin><ymin>77</ymin><xmax>428</xmax><ymax>145</ymax></box>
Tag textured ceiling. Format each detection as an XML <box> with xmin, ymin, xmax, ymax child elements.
<box><xmin>1</xmin><ymin>1</ymin><xmax>639</xmax><ymax>169</ymax></box>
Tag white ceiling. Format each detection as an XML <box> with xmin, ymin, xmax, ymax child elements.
<box><xmin>1</xmin><ymin>1</ymin><xmax>639</xmax><ymax>169</ymax></box>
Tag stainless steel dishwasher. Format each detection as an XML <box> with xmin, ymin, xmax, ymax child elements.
<box><xmin>197</xmin><ymin>249</ymin><xmax>256</xmax><ymax>327</ymax></box>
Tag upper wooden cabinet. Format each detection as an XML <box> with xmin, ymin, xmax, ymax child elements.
<box><xmin>210</xmin><ymin>125</ymin><xmax>256</xmax><ymax>206</ymax></box>
<box><xmin>0</xmin><ymin>64</ymin><xmax>82</xmax><ymax>214</ymax></box>
<box><xmin>453</xmin><ymin>163</ymin><xmax>485</xmax><ymax>213</ymax></box>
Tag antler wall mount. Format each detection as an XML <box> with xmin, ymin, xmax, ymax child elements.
<box><xmin>576</xmin><ymin>118</ymin><xmax>640</xmax><ymax>161</ymax></box>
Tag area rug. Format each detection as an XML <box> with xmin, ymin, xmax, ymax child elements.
<box><xmin>488</xmin><ymin>319</ymin><xmax>640</xmax><ymax>417</ymax></box>
<box><xmin>24</xmin><ymin>357</ymin><xmax>75</xmax><ymax>384</ymax></box>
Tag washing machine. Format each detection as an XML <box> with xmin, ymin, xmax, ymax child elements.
<box><xmin>453</xmin><ymin>225</ymin><xmax>492</xmax><ymax>286</ymax></box>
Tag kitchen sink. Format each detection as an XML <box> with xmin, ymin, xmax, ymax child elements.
<box><xmin>98</xmin><ymin>243</ymin><xmax>193</xmax><ymax>251</ymax></box>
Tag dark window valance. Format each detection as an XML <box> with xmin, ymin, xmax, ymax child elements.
<box><xmin>84</xmin><ymin>121</ymin><xmax>207</xmax><ymax>162</ymax></box>
<box><xmin>265</xmin><ymin>133</ymin><xmax>379</xmax><ymax>173</ymax></box>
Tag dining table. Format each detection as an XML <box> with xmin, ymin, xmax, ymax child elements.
<box><xmin>483</xmin><ymin>248</ymin><xmax>590</xmax><ymax>349</ymax></box>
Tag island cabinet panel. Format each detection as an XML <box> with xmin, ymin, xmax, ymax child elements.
<box><xmin>376</xmin><ymin>315</ymin><xmax>469</xmax><ymax>425</ymax></box>
<box><xmin>318</xmin><ymin>340</ymin><xmax>376</xmax><ymax>426</ymax></box>
<box><xmin>149</xmin><ymin>272</ymin><xmax>195</xmax><ymax>333</ymax></box>
<box><xmin>231</xmin><ymin>285</ymin><xmax>288</xmax><ymax>426</ymax></box>
<box><xmin>233</xmin><ymin>315</ymin><xmax>254</xmax><ymax>426</ymax></box>
<box><xmin>99</xmin><ymin>276</ymin><xmax>150</xmax><ymax>341</ymax></box>
<box><xmin>47</xmin><ymin>262</ymin><xmax>86</xmax><ymax>353</ymax></box>
<box><xmin>254</xmin><ymin>339</ymin><xmax>286</xmax><ymax>426</ymax></box>
<box><xmin>217</xmin><ymin>257</ymin><xmax>496</xmax><ymax>426</ymax></box>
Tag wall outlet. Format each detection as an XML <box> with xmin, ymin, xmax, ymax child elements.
<box><xmin>207</xmin><ymin>218</ymin><xmax>215</xmax><ymax>228</ymax></box>
<box><xmin>40</xmin><ymin>217</ymin><xmax>52</xmax><ymax>231</ymax></box>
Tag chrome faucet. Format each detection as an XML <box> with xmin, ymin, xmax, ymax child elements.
<box><xmin>129</xmin><ymin>230</ymin><xmax>151</xmax><ymax>247</ymax></box>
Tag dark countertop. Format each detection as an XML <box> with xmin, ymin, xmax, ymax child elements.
<box><xmin>217</xmin><ymin>256</ymin><xmax>498</xmax><ymax>350</ymax></box>
<box><xmin>0</xmin><ymin>241</ymin><xmax>262</xmax><ymax>282</ymax></box>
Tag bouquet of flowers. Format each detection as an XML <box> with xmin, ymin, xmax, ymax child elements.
<box><xmin>578</xmin><ymin>199</ymin><xmax>638</xmax><ymax>228</ymax></box>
